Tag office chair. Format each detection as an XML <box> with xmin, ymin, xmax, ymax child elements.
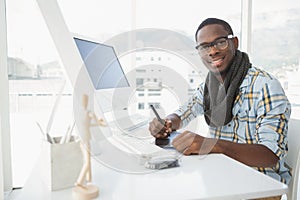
<box><xmin>286</xmin><ymin>118</ymin><xmax>300</xmax><ymax>200</ymax></box>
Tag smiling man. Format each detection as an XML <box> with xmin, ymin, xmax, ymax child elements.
<box><xmin>149</xmin><ymin>18</ymin><xmax>291</xmax><ymax>199</ymax></box>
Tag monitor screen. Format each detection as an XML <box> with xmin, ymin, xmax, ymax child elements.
<box><xmin>74</xmin><ymin>37</ymin><xmax>130</xmax><ymax>90</ymax></box>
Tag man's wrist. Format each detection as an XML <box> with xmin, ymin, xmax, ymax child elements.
<box><xmin>211</xmin><ymin>138</ymin><xmax>223</xmax><ymax>154</ymax></box>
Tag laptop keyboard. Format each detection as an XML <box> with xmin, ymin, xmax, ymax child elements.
<box><xmin>109</xmin><ymin>133</ymin><xmax>176</xmax><ymax>159</ymax></box>
<box><xmin>110</xmin><ymin>114</ymin><xmax>150</xmax><ymax>132</ymax></box>
<box><xmin>125</xmin><ymin>120</ymin><xmax>149</xmax><ymax>131</ymax></box>
<box><xmin>111</xmin><ymin>135</ymin><xmax>159</xmax><ymax>154</ymax></box>
<box><xmin>105</xmin><ymin>114</ymin><xmax>179</xmax><ymax>159</ymax></box>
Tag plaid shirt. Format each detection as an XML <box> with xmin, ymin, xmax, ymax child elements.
<box><xmin>174</xmin><ymin>67</ymin><xmax>291</xmax><ymax>184</ymax></box>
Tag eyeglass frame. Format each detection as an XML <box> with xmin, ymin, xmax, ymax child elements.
<box><xmin>195</xmin><ymin>35</ymin><xmax>235</xmax><ymax>54</ymax></box>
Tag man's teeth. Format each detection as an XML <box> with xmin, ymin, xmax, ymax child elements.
<box><xmin>212</xmin><ymin>59</ymin><xmax>223</xmax><ymax>65</ymax></box>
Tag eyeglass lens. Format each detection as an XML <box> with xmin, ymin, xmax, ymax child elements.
<box><xmin>197</xmin><ymin>37</ymin><xmax>229</xmax><ymax>54</ymax></box>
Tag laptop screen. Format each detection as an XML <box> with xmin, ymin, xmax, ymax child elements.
<box><xmin>74</xmin><ymin>37</ymin><xmax>130</xmax><ymax>90</ymax></box>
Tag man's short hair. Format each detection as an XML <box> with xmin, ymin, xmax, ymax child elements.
<box><xmin>195</xmin><ymin>18</ymin><xmax>234</xmax><ymax>41</ymax></box>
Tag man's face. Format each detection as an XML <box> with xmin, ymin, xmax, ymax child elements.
<box><xmin>196</xmin><ymin>24</ymin><xmax>238</xmax><ymax>77</ymax></box>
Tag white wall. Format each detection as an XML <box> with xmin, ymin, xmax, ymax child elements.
<box><xmin>0</xmin><ymin>0</ymin><xmax>13</xmax><ymax>193</ymax></box>
<box><xmin>0</xmin><ymin>115</ymin><xmax>3</xmax><ymax>200</ymax></box>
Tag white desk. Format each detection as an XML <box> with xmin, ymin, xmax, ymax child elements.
<box><xmin>15</xmin><ymin>153</ymin><xmax>288</xmax><ymax>200</ymax></box>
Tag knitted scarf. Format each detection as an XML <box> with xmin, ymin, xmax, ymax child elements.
<box><xmin>203</xmin><ymin>50</ymin><xmax>251</xmax><ymax>127</ymax></box>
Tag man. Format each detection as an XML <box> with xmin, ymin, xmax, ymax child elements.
<box><xmin>149</xmin><ymin>18</ymin><xmax>291</xmax><ymax>199</ymax></box>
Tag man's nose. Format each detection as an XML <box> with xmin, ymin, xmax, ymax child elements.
<box><xmin>208</xmin><ymin>45</ymin><xmax>219</xmax><ymax>56</ymax></box>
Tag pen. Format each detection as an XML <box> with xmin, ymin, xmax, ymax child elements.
<box><xmin>150</xmin><ymin>104</ymin><xmax>165</xmax><ymax>125</ymax></box>
<box><xmin>36</xmin><ymin>122</ymin><xmax>55</xmax><ymax>144</ymax></box>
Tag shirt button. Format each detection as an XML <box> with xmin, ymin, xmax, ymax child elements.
<box><xmin>228</xmin><ymin>124</ymin><xmax>231</xmax><ymax>127</ymax></box>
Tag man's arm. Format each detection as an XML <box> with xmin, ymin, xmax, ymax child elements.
<box><xmin>172</xmin><ymin>131</ymin><xmax>279</xmax><ymax>168</ymax></box>
<box><xmin>213</xmin><ymin>138</ymin><xmax>279</xmax><ymax>168</ymax></box>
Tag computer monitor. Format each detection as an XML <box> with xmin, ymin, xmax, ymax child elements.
<box><xmin>73</xmin><ymin>35</ymin><xmax>134</xmax><ymax>115</ymax></box>
<box><xmin>73</xmin><ymin>37</ymin><xmax>130</xmax><ymax>90</ymax></box>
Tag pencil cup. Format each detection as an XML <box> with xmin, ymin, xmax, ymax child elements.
<box><xmin>40</xmin><ymin>136</ymin><xmax>83</xmax><ymax>191</ymax></box>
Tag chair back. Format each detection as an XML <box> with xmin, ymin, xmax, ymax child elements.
<box><xmin>286</xmin><ymin>118</ymin><xmax>300</xmax><ymax>200</ymax></box>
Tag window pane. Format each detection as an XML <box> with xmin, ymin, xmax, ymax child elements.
<box><xmin>7</xmin><ymin>0</ymin><xmax>73</xmax><ymax>186</ymax></box>
<box><xmin>252</xmin><ymin>0</ymin><xmax>300</xmax><ymax>119</ymax></box>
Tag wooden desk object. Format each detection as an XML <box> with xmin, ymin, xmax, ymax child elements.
<box><xmin>72</xmin><ymin>94</ymin><xmax>105</xmax><ymax>200</ymax></box>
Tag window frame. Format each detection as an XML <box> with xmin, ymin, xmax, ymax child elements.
<box><xmin>1</xmin><ymin>0</ymin><xmax>13</xmax><ymax>193</ymax></box>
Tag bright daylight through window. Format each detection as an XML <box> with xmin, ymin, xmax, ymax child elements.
<box><xmin>5</xmin><ymin>0</ymin><xmax>300</xmax><ymax>188</ymax></box>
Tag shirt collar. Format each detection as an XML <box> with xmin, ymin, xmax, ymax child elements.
<box><xmin>239</xmin><ymin>67</ymin><xmax>252</xmax><ymax>89</ymax></box>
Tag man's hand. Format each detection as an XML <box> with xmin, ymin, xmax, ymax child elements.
<box><xmin>172</xmin><ymin>131</ymin><xmax>217</xmax><ymax>155</ymax></box>
<box><xmin>148</xmin><ymin>118</ymin><xmax>172</xmax><ymax>139</ymax></box>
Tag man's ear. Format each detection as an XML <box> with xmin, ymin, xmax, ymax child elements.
<box><xmin>233</xmin><ymin>37</ymin><xmax>239</xmax><ymax>49</ymax></box>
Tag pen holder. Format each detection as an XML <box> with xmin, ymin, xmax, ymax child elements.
<box><xmin>40</xmin><ymin>136</ymin><xmax>83</xmax><ymax>191</ymax></box>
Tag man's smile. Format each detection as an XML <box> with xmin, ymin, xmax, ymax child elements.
<box><xmin>209</xmin><ymin>56</ymin><xmax>225</xmax><ymax>67</ymax></box>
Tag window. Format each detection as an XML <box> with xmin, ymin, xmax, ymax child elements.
<box><xmin>136</xmin><ymin>78</ymin><xmax>144</xmax><ymax>86</ymax></box>
<box><xmin>136</xmin><ymin>69</ymin><xmax>146</xmax><ymax>73</ymax></box>
<box><xmin>6</xmin><ymin>0</ymin><xmax>242</xmax><ymax>187</ymax></box>
<box><xmin>5</xmin><ymin>0</ymin><xmax>299</xmax><ymax>192</ymax></box>
<box><xmin>252</xmin><ymin>0</ymin><xmax>300</xmax><ymax>119</ymax></box>
<box><xmin>148</xmin><ymin>103</ymin><xmax>160</xmax><ymax>109</ymax></box>
<box><xmin>148</xmin><ymin>93</ymin><xmax>160</xmax><ymax>96</ymax></box>
<box><xmin>7</xmin><ymin>0</ymin><xmax>73</xmax><ymax>187</ymax></box>
<box><xmin>138</xmin><ymin>102</ymin><xmax>144</xmax><ymax>110</ymax></box>
<box><xmin>148</xmin><ymin>89</ymin><xmax>161</xmax><ymax>92</ymax></box>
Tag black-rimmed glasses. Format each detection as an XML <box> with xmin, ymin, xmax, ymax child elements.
<box><xmin>195</xmin><ymin>35</ymin><xmax>234</xmax><ymax>55</ymax></box>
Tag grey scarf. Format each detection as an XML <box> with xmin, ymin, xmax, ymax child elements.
<box><xmin>203</xmin><ymin>50</ymin><xmax>251</xmax><ymax>127</ymax></box>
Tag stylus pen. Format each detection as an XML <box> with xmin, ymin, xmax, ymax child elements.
<box><xmin>150</xmin><ymin>104</ymin><xmax>165</xmax><ymax>125</ymax></box>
